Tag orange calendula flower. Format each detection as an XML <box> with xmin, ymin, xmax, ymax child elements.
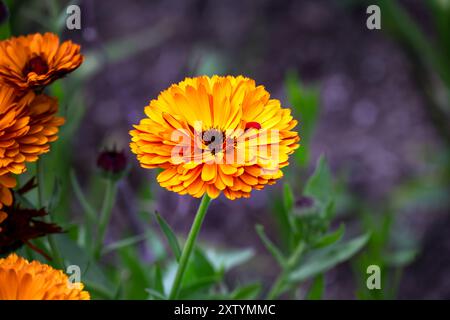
<box><xmin>0</xmin><ymin>32</ymin><xmax>83</xmax><ymax>91</ymax></box>
<box><xmin>0</xmin><ymin>173</ymin><xmax>15</xmax><ymax>221</ymax></box>
<box><xmin>130</xmin><ymin>75</ymin><xmax>300</xmax><ymax>200</ymax></box>
<box><xmin>0</xmin><ymin>86</ymin><xmax>64</xmax><ymax>176</ymax></box>
<box><xmin>21</xmin><ymin>92</ymin><xmax>65</xmax><ymax>162</ymax></box>
<box><xmin>0</xmin><ymin>254</ymin><xmax>90</xmax><ymax>300</ymax></box>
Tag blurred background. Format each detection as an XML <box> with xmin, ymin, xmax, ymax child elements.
<box><xmin>5</xmin><ymin>0</ymin><xmax>450</xmax><ymax>299</ymax></box>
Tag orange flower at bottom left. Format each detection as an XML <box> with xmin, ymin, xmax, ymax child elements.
<box><xmin>0</xmin><ymin>254</ymin><xmax>90</xmax><ymax>300</ymax></box>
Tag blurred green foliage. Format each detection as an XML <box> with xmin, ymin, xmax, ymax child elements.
<box><xmin>261</xmin><ymin>157</ymin><xmax>369</xmax><ymax>299</ymax></box>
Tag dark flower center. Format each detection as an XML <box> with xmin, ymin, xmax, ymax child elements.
<box><xmin>203</xmin><ymin>129</ymin><xmax>226</xmax><ymax>155</ymax></box>
<box><xmin>203</xmin><ymin>129</ymin><xmax>224</xmax><ymax>154</ymax></box>
<box><xmin>202</xmin><ymin>123</ymin><xmax>262</xmax><ymax>156</ymax></box>
<box><xmin>23</xmin><ymin>56</ymin><xmax>49</xmax><ymax>76</ymax></box>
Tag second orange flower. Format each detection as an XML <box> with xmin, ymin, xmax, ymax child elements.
<box><xmin>0</xmin><ymin>32</ymin><xmax>83</xmax><ymax>91</ymax></box>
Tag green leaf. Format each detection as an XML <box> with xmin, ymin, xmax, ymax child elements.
<box><xmin>304</xmin><ymin>155</ymin><xmax>333</xmax><ymax>205</ymax></box>
<box><xmin>230</xmin><ymin>283</ymin><xmax>262</xmax><ymax>299</ymax></box>
<box><xmin>313</xmin><ymin>224</ymin><xmax>345</xmax><ymax>249</ymax></box>
<box><xmin>47</xmin><ymin>177</ymin><xmax>62</xmax><ymax>212</ymax></box>
<box><xmin>322</xmin><ymin>200</ymin><xmax>335</xmax><ymax>220</ymax></box>
<box><xmin>70</xmin><ymin>169</ymin><xmax>97</xmax><ymax>223</ymax></box>
<box><xmin>155</xmin><ymin>211</ymin><xmax>182</xmax><ymax>261</ymax></box>
<box><xmin>162</xmin><ymin>248</ymin><xmax>219</xmax><ymax>298</ymax></box>
<box><xmin>271</xmin><ymin>193</ymin><xmax>295</xmax><ymax>249</ymax></box>
<box><xmin>53</xmin><ymin>234</ymin><xmax>114</xmax><ymax>299</ymax></box>
<box><xmin>13</xmin><ymin>192</ymin><xmax>36</xmax><ymax>209</ymax></box>
<box><xmin>150</xmin><ymin>264</ymin><xmax>165</xmax><ymax>294</ymax></box>
<box><xmin>205</xmin><ymin>247</ymin><xmax>254</xmax><ymax>272</ymax></box>
<box><xmin>186</xmin><ymin>248</ymin><xmax>216</xmax><ymax>280</ymax></box>
<box><xmin>285</xmin><ymin>71</ymin><xmax>319</xmax><ymax>140</ymax></box>
<box><xmin>306</xmin><ymin>274</ymin><xmax>325</xmax><ymax>300</ymax></box>
<box><xmin>145</xmin><ymin>226</ymin><xmax>167</xmax><ymax>262</ymax></box>
<box><xmin>118</xmin><ymin>246</ymin><xmax>151</xmax><ymax>299</ymax></box>
<box><xmin>146</xmin><ymin>288</ymin><xmax>167</xmax><ymax>300</ymax></box>
<box><xmin>255</xmin><ymin>225</ymin><xmax>286</xmax><ymax>267</ymax></box>
<box><xmin>112</xmin><ymin>274</ymin><xmax>125</xmax><ymax>300</ymax></box>
<box><xmin>283</xmin><ymin>183</ymin><xmax>295</xmax><ymax>212</ymax></box>
<box><xmin>383</xmin><ymin>249</ymin><xmax>417</xmax><ymax>267</ymax></box>
<box><xmin>286</xmin><ymin>241</ymin><xmax>306</xmax><ymax>269</ymax></box>
<box><xmin>179</xmin><ymin>274</ymin><xmax>222</xmax><ymax>299</ymax></box>
<box><xmin>146</xmin><ymin>264</ymin><xmax>166</xmax><ymax>299</ymax></box>
<box><xmin>102</xmin><ymin>232</ymin><xmax>150</xmax><ymax>255</ymax></box>
<box><xmin>285</xmin><ymin>71</ymin><xmax>319</xmax><ymax>166</ymax></box>
<box><xmin>289</xmin><ymin>233</ymin><xmax>370</xmax><ymax>283</ymax></box>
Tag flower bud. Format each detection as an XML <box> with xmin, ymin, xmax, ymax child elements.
<box><xmin>97</xmin><ymin>149</ymin><xmax>128</xmax><ymax>175</ymax></box>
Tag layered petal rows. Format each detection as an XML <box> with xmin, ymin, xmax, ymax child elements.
<box><xmin>0</xmin><ymin>32</ymin><xmax>83</xmax><ymax>91</ymax></box>
<box><xmin>130</xmin><ymin>75</ymin><xmax>300</xmax><ymax>200</ymax></box>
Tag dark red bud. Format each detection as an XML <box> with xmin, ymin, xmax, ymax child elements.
<box><xmin>97</xmin><ymin>150</ymin><xmax>127</xmax><ymax>174</ymax></box>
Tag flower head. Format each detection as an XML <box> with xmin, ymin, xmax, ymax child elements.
<box><xmin>130</xmin><ymin>75</ymin><xmax>299</xmax><ymax>200</ymax></box>
<box><xmin>0</xmin><ymin>253</ymin><xmax>90</xmax><ymax>300</ymax></box>
<box><xmin>0</xmin><ymin>32</ymin><xmax>83</xmax><ymax>91</ymax></box>
<box><xmin>0</xmin><ymin>86</ymin><xmax>64</xmax><ymax>176</ymax></box>
<box><xmin>0</xmin><ymin>173</ymin><xmax>15</xmax><ymax>219</ymax></box>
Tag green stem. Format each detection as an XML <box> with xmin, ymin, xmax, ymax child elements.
<box><xmin>267</xmin><ymin>272</ymin><xmax>288</xmax><ymax>300</ymax></box>
<box><xmin>45</xmin><ymin>0</ymin><xmax>60</xmax><ymax>33</ymax></box>
<box><xmin>36</xmin><ymin>161</ymin><xmax>64</xmax><ymax>269</ymax></box>
<box><xmin>168</xmin><ymin>194</ymin><xmax>212</xmax><ymax>299</ymax></box>
<box><xmin>266</xmin><ymin>242</ymin><xmax>305</xmax><ymax>300</ymax></box>
<box><xmin>70</xmin><ymin>169</ymin><xmax>97</xmax><ymax>249</ymax></box>
<box><xmin>94</xmin><ymin>177</ymin><xmax>118</xmax><ymax>258</ymax></box>
<box><xmin>70</xmin><ymin>169</ymin><xmax>97</xmax><ymax>224</ymax></box>
<box><xmin>36</xmin><ymin>161</ymin><xmax>44</xmax><ymax>207</ymax></box>
<box><xmin>389</xmin><ymin>267</ymin><xmax>403</xmax><ymax>299</ymax></box>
